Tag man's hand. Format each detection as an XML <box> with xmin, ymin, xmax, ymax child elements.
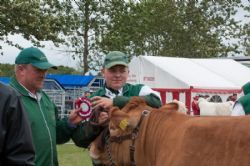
<box><xmin>91</xmin><ymin>96</ymin><xmax>113</xmax><ymax>124</ymax></box>
<box><xmin>98</xmin><ymin>111</ymin><xmax>109</xmax><ymax>124</ymax></box>
<box><xmin>91</xmin><ymin>96</ymin><xmax>113</xmax><ymax>109</ymax></box>
<box><xmin>68</xmin><ymin>108</ymin><xmax>82</xmax><ymax>125</ymax></box>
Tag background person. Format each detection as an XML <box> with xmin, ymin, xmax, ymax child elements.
<box><xmin>227</xmin><ymin>93</ymin><xmax>237</xmax><ymax>102</ymax></box>
<box><xmin>0</xmin><ymin>83</ymin><xmax>35</xmax><ymax>165</ymax></box>
<box><xmin>231</xmin><ymin>82</ymin><xmax>250</xmax><ymax>116</ymax></box>
<box><xmin>191</xmin><ymin>96</ymin><xmax>200</xmax><ymax>115</ymax></box>
<box><xmin>72</xmin><ymin>51</ymin><xmax>162</xmax><ymax>149</ymax></box>
<box><xmin>9</xmin><ymin>47</ymin><xmax>81</xmax><ymax>166</ymax></box>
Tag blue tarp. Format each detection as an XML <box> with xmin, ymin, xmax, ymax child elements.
<box><xmin>0</xmin><ymin>77</ymin><xmax>10</xmax><ymax>84</ymax></box>
<box><xmin>0</xmin><ymin>74</ymin><xmax>94</xmax><ymax>88</ymax></box>
<box><xmin>46</xmin><ymin>74</ymin><xmax>94</xmax><ymax>87</ymax></box>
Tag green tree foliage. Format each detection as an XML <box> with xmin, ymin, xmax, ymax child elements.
<box><xmin>48</xmin><ymin>65</ymin><xmax>81</xmax><ymax>74</ymax></box>
<box><xmin>242</xmin><ymin>1</ymin><xmax>250</xmax><ymax>56</ymax></box>
<box><xmin>100</xmin><ymin>0</ymin><xmax>243</xmax><ymax>58</ymax></box>
<box><xmin>0</xmin><ymin>63</ymin><xmax>80</xmax><ymax>76</ymax></box>
<box><xmin>0</xmin><ymin>64</ymin><xmax>14</xmax><ymax>76</ymax></box>
<box><xmin>0</xmin><ymin>0</ymin><xmax>105</xmax><ymax>74</ymax></box>
<box><xmin>0</xmin><ymin>0</ymin><xmax>71</xmax><ymax>52</ymax></box>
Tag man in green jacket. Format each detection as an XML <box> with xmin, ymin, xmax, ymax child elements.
<box><xmin>10</xmin><ymin>47</ymin><xmax>80</xmax><ymax>166</ymax></box>
<box><xmin>72</xmin><ymin>51</ymin><xmax>162</xmax><ymax>149</ymax></box>
<box><xmin>231</xmin><ymin>82</ymin><xmax>250</xmax><ymax>116</ymax></box>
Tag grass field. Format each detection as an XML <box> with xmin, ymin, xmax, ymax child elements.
<box><xmin>57</xmin><ymin>143</ymin><xmax>92</xmax><ymax>166</ymax></box>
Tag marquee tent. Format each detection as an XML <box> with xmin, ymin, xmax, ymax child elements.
<box><xmin>127</xmin><ymin>56</ymin><xmax>250</xmax><ymax>112</ymax></box>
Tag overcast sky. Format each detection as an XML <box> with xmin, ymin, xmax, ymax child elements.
<box><xmin>0</xmin><ymin>35</ymin><xmax>79</xmax><ymax>69</ymax></box>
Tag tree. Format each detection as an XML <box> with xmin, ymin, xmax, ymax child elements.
<box><xmin>0</xmin><ymin>0</ymin><xmax>72</xmax><ymax>53</ymax></box>
<box><xmin>0</xmin><ymin>64</ymin><xmax>14</xmax><ymax>76</ymax></box>
<box><xmin>60</xmin><ymin>0</ymin><xmax>138</xmax><ymax>74</ymax></box>
<box><xmin>0</xmin><ymin>63</ymin><xmax>81</xmax><ymax>76</ymax></box>
<box><xmin>60</xmin><ymin>0</ymin><xmax>111</xmax><ymax>74</ymax></box>
<box><xmin>47</xmin><ymin>65</ymin><xmax>81</xmax><ymax>74</ymax></box>
<box><xmin>0</xmin><ymin>0</ymin><xmax>117</xmax><ymax>74</ymax></box>
<box><xmin>100</xmin><ymin>0</ymin><xmax>243</xmax><ymax>58</ymax></box>
<box><xmin>242</xmin><ymin>1</ymin><xmax>250</xmax><ymax>56</ymax></box>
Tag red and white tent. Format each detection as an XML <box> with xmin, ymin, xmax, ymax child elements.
<box><xmin>127</xmin><ymin>56</ymin><xmax>250</xmax><ymax>111</ymax></box>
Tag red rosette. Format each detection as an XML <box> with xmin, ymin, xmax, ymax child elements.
<box><xmin>74</xmin><ymin>97</ymin><xmax>92</xmax><ymax>120</ymax></box>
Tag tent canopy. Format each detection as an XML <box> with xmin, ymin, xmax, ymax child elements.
<box><xmin>128</xmin><ymin>56</ymin><xmax>250</xmax><ymax>90</ymax></box>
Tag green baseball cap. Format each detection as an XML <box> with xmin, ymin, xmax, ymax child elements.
<box><xmin>15</xmin><ymin>47</ymin><xmax>57</xmax><ymax>70</ymax></box>
<box><xmin>104</xmin><ymin>51</ymin><xmax>129</xmax><ymax>69</ymax></box>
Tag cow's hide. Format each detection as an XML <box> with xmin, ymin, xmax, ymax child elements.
<box><xmin>198</xmin><ymin>98</ymin><xmax>234</xmax><ymax>116</ymax></box>
<box><xmin>89</xmin><ymin>97</ymin><xmax>250</xmax><ymax>166</ymax></box>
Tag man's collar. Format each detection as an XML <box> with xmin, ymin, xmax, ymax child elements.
<box><xmin>105</xmin><ymin>87</ymin><xmax>123</xmax><ymax>99</ymax></box>
<box><xmin>10</xmin><ymin>77</ymin><xmax>42</xmax><ymax>100</ymax></box>
<box><xmin>19</xmin><ymin>83</ymin><xmax>41</xmax><ymax>100</ymax></box>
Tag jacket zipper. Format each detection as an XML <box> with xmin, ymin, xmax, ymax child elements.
<box><xmin>38</xmin><ymin>101</ymin><xmax>54</xmax><ymax>166</ymax></box>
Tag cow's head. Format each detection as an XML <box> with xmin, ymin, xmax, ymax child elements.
<box><xmin>108</xmin><ymin>96</ymin><xmax>149</xmax><ymax>137</ymax></box>
<box><xmin>89</xmin><ymin>97</ymin><xmax>149</xmax><ymax>164</ymax></box>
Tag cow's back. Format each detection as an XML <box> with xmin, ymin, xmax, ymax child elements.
<box><xmin>134</xmin><ymin>110</ymin><xmax>190</xmax><ymax>166</ymax></box>
<box><xmin>136</xmin><ymin>111</ymin><xmax>250</xmax><ymax>166</ymax></box>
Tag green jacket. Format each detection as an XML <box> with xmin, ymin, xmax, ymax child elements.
<box><xmin>238</xmin><ymin>82</ymin><xmax>250</xmax><ymax>114</ymax></box>
<box><xmin>10</xmin><ymin>77</ymin><xmax>74</xmax><ymax>166</ymax></box>
<box><xmin>72</xmin><ymin>83</ymin><xmax>162</xmax><ymax>148</ymax></box>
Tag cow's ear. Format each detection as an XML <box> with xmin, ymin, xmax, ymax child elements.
<box><xmin>122</xmin><ymin>96</ymin><xmax>146</xmax><ymax>113</ymax></box>
<box><xmin>109</xmin><ymin>106</ymin><xmax>120</xmax><ymax>117</ymax></box>
<box><xmin>169</xmin><ymin>100</ymin><xmax>187</xmax><ymax>114</ymax></box>
<box><xmin>162</xmin><ymin>103</ymin><xmax>179</xmax><ymax>111</ymax></box>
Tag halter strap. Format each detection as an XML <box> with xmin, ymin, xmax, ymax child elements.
<box><xmin>108</xmin><ymin>110</ymin><xmax>151</xmax><ymax>166</ymax></box>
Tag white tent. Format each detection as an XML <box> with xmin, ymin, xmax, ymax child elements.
<box><xmin>127</xmin><ymin>56</ymin><xmax>250</xmax><ymax>111</ymax></box>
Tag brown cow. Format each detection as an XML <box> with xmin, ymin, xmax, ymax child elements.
<box><xmin>89</xmin><ymin>97</ymin><xmax>250</xmax><ymax>166</ymax></box>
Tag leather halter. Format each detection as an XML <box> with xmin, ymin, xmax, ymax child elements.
<box><xmin>106</xmin><ymin>110</ymin><xmax>151</xmax><ymax>166</ymax></box>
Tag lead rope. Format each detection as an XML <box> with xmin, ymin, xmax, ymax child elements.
<box><xmin>129</xmin><ymin>110</ymin><xmax>150</xmax><ymax>166</ymax></box>
<box><xmin>106</xmin><ymin>136</ymin><xmax>117</xmax><ymax>166</ymax></box>
<box><xmin>129</xmin><ymin>122</ymin><xmax>139</xmax><ymax>166</ymax></box>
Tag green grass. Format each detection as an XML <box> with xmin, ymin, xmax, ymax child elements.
<box><xmin>57</xmin><ymin>143</ymin><xmax>92</xmax><ymax>166</ymax></box>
